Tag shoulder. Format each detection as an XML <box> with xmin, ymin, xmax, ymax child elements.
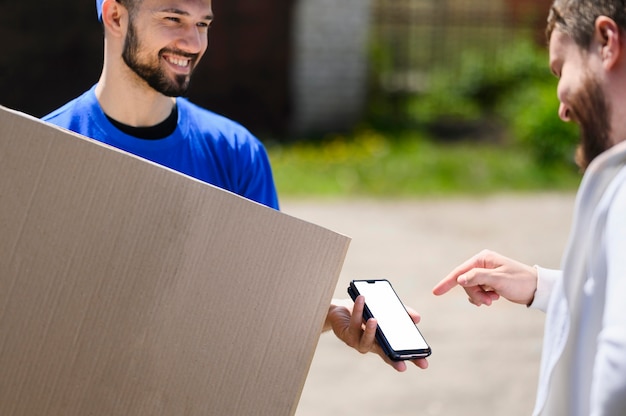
<box><xmin>177</xmin><ymin>99</ymin><xmax>262</xmax><ymax>146</ymax></box>
<box><xmin>606</xmin><ymin>165</ymin><xmax>626</xmax><ymax>220</ymax></box>
<box><xmin>42</xmin><ymin>88</ymin><xmax>97</xmax><ymax>127</ymax></box>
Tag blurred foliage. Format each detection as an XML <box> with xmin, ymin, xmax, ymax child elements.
<box><xmin>366</xmin><ymin>37</ymin><xmax>580</xmax><ymax>169</ymax></box>
<box><xmin>269</xmin><ymin>36</ymin><xmax>583</xmax><ymax>198</ymax></box>
<box><xmin>500</xmin><ymin>73</ymin><xmax>580</xmax><ymax>166</ymax></box>
<box><xmin>268</xmin><ymin>128</ymin><xmax>581</xmax><ymax>198</ymax></box>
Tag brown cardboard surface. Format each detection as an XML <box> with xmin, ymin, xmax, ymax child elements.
<box><xmin>0</xmin><ymin>106</ymin><xmax>350</xmax><ymax>415</ymax></box>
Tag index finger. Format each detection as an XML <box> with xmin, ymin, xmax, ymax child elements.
<box><xmin>432</xmin><ymin>255</ymin><xmax>483</xmax><ymax>296</ymax></box>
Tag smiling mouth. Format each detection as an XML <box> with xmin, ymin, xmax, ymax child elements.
<box><xmin>164</xmin><ymin>55</ymin><xmax>191</xmax><ymax>69</ymax></box>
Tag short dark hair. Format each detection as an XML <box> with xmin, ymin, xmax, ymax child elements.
<box><xmin>547</xmin><ymin>0</ymin><xmax>626</xmax><ymax>47</ymax></box>
<box><xmin>117</xmin><ymin>0</ymin><xmax>142</xmax><ymax>20</ymax></box>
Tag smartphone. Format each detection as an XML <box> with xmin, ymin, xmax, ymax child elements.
<box><xmin>348</xmin><ymin>279</ymin><xmax>431</xmax><ymax>361</ymax></box>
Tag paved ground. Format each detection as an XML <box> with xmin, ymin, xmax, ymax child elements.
<box><xmin>280</xmin><ymin>192</ymin><xmax>576</xmax><ymax>416</ymax></box>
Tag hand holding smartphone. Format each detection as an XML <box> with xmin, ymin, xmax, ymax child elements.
<box><xmin>348</xmin><ymin>279</ymin><xmax>431</xmax><ymax>361</ymax></box>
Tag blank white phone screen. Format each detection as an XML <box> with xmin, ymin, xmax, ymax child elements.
<box><xmin>354</xmin><ymin>280</ymin><xmax>428</xmax><ymax>351</ymax></box>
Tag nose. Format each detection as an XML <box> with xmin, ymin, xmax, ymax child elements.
<box><xmin>558</xmin><ymin>102</ymin><xmax>572</xmax><ymax>122</ymax></box>
<box><xmin>177</xmin><ymin>26</ymin><xmax>206</xmax><ymax>54</ymax></box>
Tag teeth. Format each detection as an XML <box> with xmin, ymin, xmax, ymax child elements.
<box><xmin>167</xmin><ymin>57</ymin><xmax>190</xmax><ymax>67</ymax></box>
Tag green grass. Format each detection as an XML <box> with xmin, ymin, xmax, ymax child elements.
<box><xmin>267</xmin><ymin>129</ymin><xmax>582</xmax><ymax>198</ymax></box>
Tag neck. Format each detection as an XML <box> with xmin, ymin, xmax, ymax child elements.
<box><xmin>606</xmin><ymin>46</ymin><xmax>626</xmax><ymax>146</ymax></box>
<box><xmin>607</xmin><ymin>85</ymin><xmax>626</xmax><ymax>147</ymax></box>
<box><xmin>95</xmin><ymin>57</ymin><xmax>176</xmax><ymax>127</ymax></box>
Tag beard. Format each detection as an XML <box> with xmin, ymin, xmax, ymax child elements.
<box><xmin>568</xmin><ymin>71</ymin><xmax>612</xmax><ymax>171</ymax></box>
<box><xmin>122</xmin><ymin>20</ymin><xmax>197</xmax><ymax>97</ymax></box>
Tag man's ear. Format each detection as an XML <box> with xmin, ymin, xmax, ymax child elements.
<box><xmin>101</xmin><ymin>0</ymin><xmax>128</xmax><ymax>37</ymax></box>
<box><xmin>595</xmin><ymin>16</ymin><xmax>622</xmax><ymax>70</ymax></box>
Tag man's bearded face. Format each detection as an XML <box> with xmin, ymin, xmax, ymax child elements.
<box><xmin>122</xmin><ymin>19</ymin><xmax>198</xmax><ymax>97</ymax></box>
<box><xmin>567</xmin><ymin>70</ymin><xmax>612</xmax><ymax>170</ymax></box>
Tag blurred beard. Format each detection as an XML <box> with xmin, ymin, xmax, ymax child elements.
<box><xmin>122</xmin><ymin>20</ymin><xmax>195</xmax><ymax>97</ymax></box>
<box><xmin>568</xmin><ymin>71</ymin><xmax>612</xmax><ymax>171</ymax></box>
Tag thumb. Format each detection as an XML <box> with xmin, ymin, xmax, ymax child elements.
<box><xmin>458</xmin><ymin>268</ymin><xmax>497</xmax><ymax>289</ymax></box>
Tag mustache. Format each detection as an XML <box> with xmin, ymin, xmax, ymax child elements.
<box><xmin>159</xmin><ymin>48</ymin><xmax>200</xmax><ymax>62</ymax></box>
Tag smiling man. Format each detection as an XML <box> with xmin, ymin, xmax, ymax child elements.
<box><xmin>433</xmin><ymin>1</ymin><xmax>626</xmax><ymax>414</ymax></box>
<box><xmin>42</xmin><ymin>0</ymin><xmax>429</xmax><ymax>374</ymax></box>
<box><xmin>44</xmin><ymin>0</ymin><xmax>278</xmax><ymax>209</ymax></box>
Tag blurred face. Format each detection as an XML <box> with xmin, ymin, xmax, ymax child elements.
<box><xmin>549</xmin><ymin>29</ymin><xmax>611</xmax><ymax>170</ymax></box>
<box><xmin>122</xmin><ymin>0</ymin><xmax>213</xmax><ymax>97</ymax></box>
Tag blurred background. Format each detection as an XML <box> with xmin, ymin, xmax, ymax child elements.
<box><xmin>1</xmin><ymin>0</ymin><xmax>580</xmax><ymax>198</ymax></box>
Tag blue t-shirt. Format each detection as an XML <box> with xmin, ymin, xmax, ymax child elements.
<box><xmin>43</xmin><ymin>85</ymin><xmax>279</xmax><ymax>210</ymax></box>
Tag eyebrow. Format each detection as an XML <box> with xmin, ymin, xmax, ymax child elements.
<box><xmin>160</xmin><ymin>8</ymin><xmax>213</xmax><ymax>21</ymax></box>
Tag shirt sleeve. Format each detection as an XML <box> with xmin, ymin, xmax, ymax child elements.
<box><xmin>238</xmin><ymin>136</ymin><xmax>279</xmax><ymax>210</ymax></box>
<box><xmin>529</xmin><ymin>266</ymin><xmax>561</xmax><ymax>313</ymax></box>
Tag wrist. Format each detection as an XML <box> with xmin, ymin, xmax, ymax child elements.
<box><xmin>525</xmin><ymin>265</ymin><xmax>539</xmax><ymax>307</ymax></box>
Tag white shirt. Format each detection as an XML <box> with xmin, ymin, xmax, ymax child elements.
<box><xmin>530</xmin><ymin>141</ymin><xmax>626</xmax><ymax>415</ymax></box>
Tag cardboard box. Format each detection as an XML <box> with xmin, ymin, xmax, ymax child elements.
<box><xmin>0</xmin><ymin>106</ymin><xmax>351</xmax><ymax>415</ymax></box>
